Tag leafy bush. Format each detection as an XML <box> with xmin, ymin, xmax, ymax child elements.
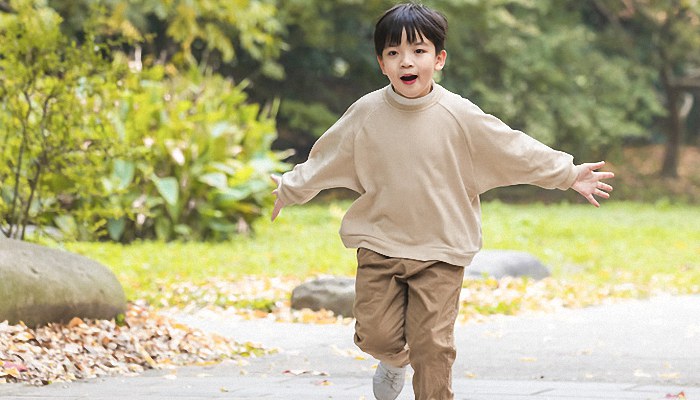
<box><xmin>94</xmin><ymin>66</ymin><xmax>289</xmax><ymax>241</ymax></box>
<box><xmin>0</xmin><ymin>1</ymin><xmax>120</xmax><ymax>240</ymax></box>
<box><xmin>0</xmin><ymin>2</ymin><xmax>288</xmax><ymax>242</ymax></box>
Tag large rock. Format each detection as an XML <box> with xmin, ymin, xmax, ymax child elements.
<box><xmin>466</xmin><ymin>250</ymin><xmax>550</xmax><ymax>280</ymax></box>
<box><xmin>291</xmin><ymin>277</ymin><xmax>355</xmax><ymax>318</ymax></box>
<box><xmin>0</xmin><ymin>237</ymin><xmax>127</xmax><ymax>327</ymax></box>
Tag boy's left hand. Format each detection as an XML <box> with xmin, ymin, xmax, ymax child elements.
<box><xmin>571</xmin><ymin>161</ymin><xmax>614</xmax><ymax>208</ymax></box>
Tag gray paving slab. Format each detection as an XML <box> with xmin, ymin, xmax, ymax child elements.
<box><xmin>1</xmin><ymin>295</ymin><xmax>699</xmax><ymax>399</ymax></box>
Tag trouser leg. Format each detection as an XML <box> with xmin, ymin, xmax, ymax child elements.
<box><xmin>405</xmin><ymin>261</ymin><xmax>464</xmax><ymax>400</ymax></box>
<box><xmin>353</xmin><ymin>248</ymin><xmax>410</xmax><ymax>368</ymax></box>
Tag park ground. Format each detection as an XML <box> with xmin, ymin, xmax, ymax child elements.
<box><xmin>1</xmin><ymin>144</ymin><xmax>699</xmax><ymax>388</ymax></box>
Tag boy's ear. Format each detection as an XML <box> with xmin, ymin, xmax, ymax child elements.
<box><xmin>377</xmin><ymin>55</ymin><xmax>387</xmax><ymax>75</ymax></box>
<box><xmin>435</xmin><ymin>50</ymin><xmax>447</xmax><ymax>71</ymax></box>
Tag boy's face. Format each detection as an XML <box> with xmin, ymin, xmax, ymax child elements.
<box><xmin>377</xmin><ymin>29</ymin><xmax>447</xmax><ymax>99</ymax></box>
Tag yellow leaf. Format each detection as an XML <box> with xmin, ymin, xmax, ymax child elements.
<box><xmin>68</xmin><ymin>317</ymin><xmax>85</xmax><ymax>328</ymax></box>
<box><xmin>5</xmin><ymin>367</ymin><xmax>21</xmax><ymax>378</ymax></box>
<box><xmin>14</xmin><ymin>332</ymin><xmax>34</xmax><ymax>342</ymax></box>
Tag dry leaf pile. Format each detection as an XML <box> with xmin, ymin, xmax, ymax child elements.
<box><xmin>158</xmin><ymin>275</ymin><xmax>664</xmax><ymax>325</ymax></box>
<box><xmin>456</xmin><ymin>276</ymin><xmax>656</xmax><ymax>322</ymax></box>
<box><xmin>0</xmin><ymin>301</ymin><xmax>267</xmax><ymax>386</ymax></box>
<box><xmin>160</xmin><ymin>276</ymin><xmax>353</xmax><ymax>325</ymax></box>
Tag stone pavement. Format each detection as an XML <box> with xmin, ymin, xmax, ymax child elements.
<box><xmin>1</xmin><ymin>295</ymin><xmax>699</xmax><ymax>400</ymax></box>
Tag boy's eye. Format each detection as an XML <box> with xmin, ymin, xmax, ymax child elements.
<box><xmin>415</xmin><ymin>49</ymin><xmax>427</xmax><ymax>54</ymax></box>
<box><xmin>387</xmin><ymin>50</ymin><xmax>398</xmax><ymax>56</ymax></box>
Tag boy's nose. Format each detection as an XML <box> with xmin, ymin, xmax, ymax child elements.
<box><xmin>400</xmin><ymin>55</ymin><xmax>413</xmax><ymax>67</ymax></box>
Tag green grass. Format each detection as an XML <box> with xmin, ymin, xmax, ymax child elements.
<box><xmin>61</xmin><ymin>201</ymin><xmax>700</xmax><ymax>302</ymax></box>
<box><xmin>481</xmin><ymin>201</ymin><xmax>700</xmax><ymax>288</ymax></box>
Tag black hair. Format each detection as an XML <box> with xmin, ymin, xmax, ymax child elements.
<box><xmin>374</xmin><ymin>3</ymin><xmax>448</xmax><ymax>57</ymax></box>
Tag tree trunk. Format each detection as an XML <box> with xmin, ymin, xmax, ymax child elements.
<box><xmin>660</xmin><ymin>66</ymin><xmax>683</xmax><ymax>178</ymax></box>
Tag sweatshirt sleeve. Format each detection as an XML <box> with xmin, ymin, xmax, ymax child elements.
<box><xmin>462</xmin><ymin>102</ymin><xmax>577</xmax><ymax>195</ymax></box>
<box><xmin>277</xmin><ymin>103</ymin><xmax>364</xmax><ymax>205</ymax></box>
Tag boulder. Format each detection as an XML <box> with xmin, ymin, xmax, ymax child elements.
<box><xmin>291</xmin><ymin>277</ymin><xmax>355</xmax><ymax>318</ymax></box>
<box><xmin>0</xmin><ymin>237</ymin><xmax>127</xmax><ymax>327</ymax></box>
<box><xmin>466</xmin><ymin>250</ymin><xmax>550</xmax><ymax>280</ymax></box>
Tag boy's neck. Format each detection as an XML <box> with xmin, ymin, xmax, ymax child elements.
<box><xmin>384</xmin><ymin>81</ymin><xmax>443</xmax><ymax>112</ymax></box>
<box><xmin>391</xmin><ymin>83</ymin><xmax>434</xmax><ymax>99</ymax></box>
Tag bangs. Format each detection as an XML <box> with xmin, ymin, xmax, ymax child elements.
<box><xmin>384</xmin><ymin>22</ymin><xmax>425</xmax><ymax>49</ymax></box>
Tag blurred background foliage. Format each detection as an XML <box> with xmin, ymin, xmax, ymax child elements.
<box><xmin>1</xmin><ymin>0</ymin><xmax>699</xmax><ymax>242</ymax></box>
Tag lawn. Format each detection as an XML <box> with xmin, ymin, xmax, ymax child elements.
<box><xmin>62</xmin><ymin>201</ymin><xmax>700</xmax><ymax>313</ymax></box>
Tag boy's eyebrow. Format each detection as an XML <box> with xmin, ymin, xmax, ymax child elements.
<box><xmin>385</xmin><ymin>40</ymin><xmax>429</xmax><ymax>48</ymax></box>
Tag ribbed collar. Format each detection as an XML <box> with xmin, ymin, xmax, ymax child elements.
<box><xmin>383</xmin><ymin>81</ymin><xmax>444</xmax><ymax>111</ymax></box>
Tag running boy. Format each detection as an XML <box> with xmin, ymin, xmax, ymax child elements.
<box><xmin>270</xmin><ymin>3</ymin><xmax>614</xmax><ymax>400</ymax></box>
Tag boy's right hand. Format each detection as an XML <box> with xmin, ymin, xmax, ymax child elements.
<box><xmin>270</xmin><ymin>174</ymin><xmax>285</xmax><ymax>221</ymax></box>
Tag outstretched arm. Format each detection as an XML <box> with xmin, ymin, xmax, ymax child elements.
<box><xmin>571</xmin><ymin>161</ymin><xmax>615</xmax><ymax>207</ymax></box>
<box><xmin>270</xmin><ymin>174</ymin><xmax>285</xmax><ymax>221</ymax></box>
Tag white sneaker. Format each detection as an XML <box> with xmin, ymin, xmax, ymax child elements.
<box><xmin>373</xmin><ymin>362</ymin><xmax>406</xmax><ymax>400</ymax></box>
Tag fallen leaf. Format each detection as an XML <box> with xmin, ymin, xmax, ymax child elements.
<box><xmin>2</xmin><ymin>368</ymin><xmax>21</xmax><ymax>379</ymax></box>
<box><xmin>665</xmin><ymin>392</ymin><xmax>686</xmax><ymax>399</ymax></box>
<box><xmin>13</xmin><ymin>332</ymin><xmax>34</xmax><ymax>342</ymax></box>
<box><xmin>330</xmin><ymin>345</ymin><xmax>367</xmax><ymax>360</ymax></box>
<box><xmin>1</xmin><ymin>362</ymin><xmax>27</xmax><ymax>372</ymax></box>
<box><xmin>283</xmin><ymin>369</ymin><xmax>329</xmax><ymax>376</ymax></box>
<box><xmin>68</xmin><ymin>318</ymin><xmax>85</xmax><ymax>329</ymax></box>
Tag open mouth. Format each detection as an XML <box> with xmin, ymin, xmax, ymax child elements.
<box><xmin>400</xmin><ymin>74</ymin><xmax>418</xmax><ymax>83</ymax></box>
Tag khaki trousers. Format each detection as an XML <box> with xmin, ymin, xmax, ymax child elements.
<box><xmin>353</xmin><ymin>248</ymin><xmax>464</xmax><ymax>400</ymax></box>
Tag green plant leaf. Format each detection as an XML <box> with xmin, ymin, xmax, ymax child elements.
<box><xmin>215</xmin><ymin>186</ymin><xmax>252</xmax><ymax>206</ymax></box>
<box><xmin>53</xmin><ymin>215</ymin><xmax>78</xmax><ymax>239</ymax></box>
<box><xmin>155</xmin><ymin>217</ymin><xmax>172</xmax><ymax>240</ymax></box>
<box><xmin>107</xmin><ymin>217</ymin><xmax>126</xmax><ymax>241</ymax></box>
<box><xmin>112</xmin><ymin>159</ymin><xmax>135</xmax><ymax>191</ymax></box>
<box><xmin>151</xmin><ymin>175</ymin><xmax>179</xmax><ymax>206</ymax></box>
<box><xmin>199</xmin><ymin>172</ymin><xmax>227</xmax><ymax>189</ymax></box>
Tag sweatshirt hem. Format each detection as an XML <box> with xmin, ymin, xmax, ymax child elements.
<box><xmin>341</xmin><ymin>236</ymin><xmax>477</xmax><ymax>267</ymax></box>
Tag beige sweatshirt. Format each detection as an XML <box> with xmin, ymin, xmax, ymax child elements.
<box><xmin>278</xmin><ymin>83</ymin><xmax>577</xmax><ymax>266</ymax></box>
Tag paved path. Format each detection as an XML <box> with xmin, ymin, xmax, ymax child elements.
<box><xmin>1</xmin><ymin>295</ymin><xmax>699</xmax><ymax>399</ymax></box>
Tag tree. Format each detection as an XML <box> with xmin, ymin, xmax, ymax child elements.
<box><xmin>589</xmin><ymin>0</ymin><xmax>700</xmax><ymax>177</ymax></box>
<box><xmin>47</xmin><ymin>0</ymin><xmax>285</xmax><ymax>79</ymax></box>
<box><xmin>247</xmin><ymin>0</ymin><xmax>392</xmax><ymax>161</ymax></box>
<box><xmin>245</xmin><ymin>0</ymin><xmax>664</xmax><ymax>163</ymax></box>
<box><xmin>432</xmin><ymin>0</ymin><xmax>663</xmax><ymax>160</ymax></box>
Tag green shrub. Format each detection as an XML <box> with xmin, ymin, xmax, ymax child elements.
<box><xmin>0</xmin><ymin>1</ymin><xmax>120</xmax><ymax>240</ymax></box>
<box><xmin>91</xmin><ymin>66</ymin><xmax>289</xmax><ymax>241</ymax></box>
<box><xmin>1</xmin><ymin>2</ymin><xmax>288</xmax><ymax>242</ymax></box>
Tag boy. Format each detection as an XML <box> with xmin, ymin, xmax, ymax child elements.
<box><xmin>270</xmin><ymin>3</ymin><xmax>614</xmax><ymax>400</ymax></box>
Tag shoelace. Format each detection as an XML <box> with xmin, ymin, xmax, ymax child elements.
<box><xmin>381</xmin><ymin>368</ymin><xmax>403</xmax><ymax>390</ymax></box>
